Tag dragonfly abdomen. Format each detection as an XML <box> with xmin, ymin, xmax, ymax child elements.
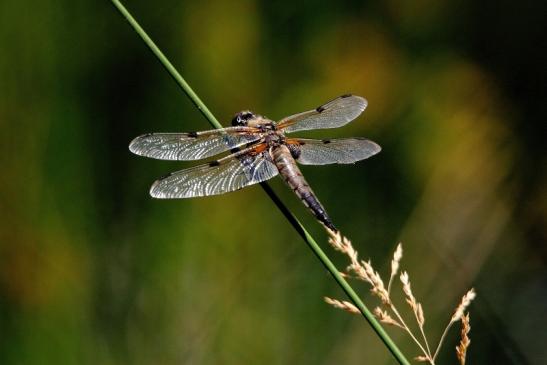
<box><xmin>272</xmin><ymin>145</ymin><xmax>337</xmax><ymax>231</ymax></box>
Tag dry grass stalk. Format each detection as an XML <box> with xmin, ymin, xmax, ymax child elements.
<box><xmin>456</xmin><ymin>313</ymin><xmax>471</xmax><ymax>365</ymax></box>
<box><xmin>388</xmin><ymin>243</ymin><xmax>403</xmax><ymax>294</ymax></box>
<box><xmin>452</xmin><ymin>289</ymin><xmax>476</xmax><ymax>322</ymax></box>
<box><xmin>400</xmin><ymin>271</ymin><xmax>420</xmax><ymax>320</ymax></box>
<box><xmin>374</xmin><ymin>307</ymin><xmax>404</xmax><ymax>329</ymax></box>
<box><xmin>325</xmin><ymin>230</ymin><xmax>476</xmax><ymax>364</ymax></box>
<box><xmin>361</xmin><ymin>260</ymin><xmax>390</xmax><ymax>304</ymax></box>
<box><xmin>400</xmin><ymin>271</ymin><xmax>431</xmax><ymax>356</ymax></box>
<box><xmin>433</xmin><ymin>288</ymin><xmax>476</xmax><ymax>361</ymax></box>
<box><xmin>324</xmin><ymin>296</ymin><xmax>360</xmax><ymax>314</ymax></box>
<box><xmin>329</xmin><ymin>231</ymin><xmax>390</xmax><ymax>304</ymax></box>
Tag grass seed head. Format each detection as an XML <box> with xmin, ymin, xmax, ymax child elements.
<box><xmin>452</xmin><ymin>289</ymin><xmax>476</xmax><ymax>322</ymax></box>
<box><xmin>456</xmin><ymin>313</ymin><xmax>471</xmax><ymax>365</ymax></box>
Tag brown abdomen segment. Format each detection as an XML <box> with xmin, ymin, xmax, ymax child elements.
<box><xmin>272</xmin><ymin>145</ymin><xmax>336</xmax><ymax>231</ymax></box>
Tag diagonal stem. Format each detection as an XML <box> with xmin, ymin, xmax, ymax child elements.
<box><xmin>109</xmin><ymin>1</ymin><xmax>410</xmax><ymax>364</ymax></box>
<box><xmin>389</xmin><ymin>304</ymin><xmax>433</xmax><ymax>363</ymax></box>
<box><xmin>433</xmin><ymin>320</ymin><xmax>456</xmax><ymax>361</ymax></box>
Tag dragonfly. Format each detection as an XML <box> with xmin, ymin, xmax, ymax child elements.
<box><xmin>129</xmin><ymin>94</ymin><xmax>381</xmax><ymax>232</ymax></box>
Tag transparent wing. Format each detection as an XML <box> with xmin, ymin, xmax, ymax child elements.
<box><xmin>129</xmin><ymin>127</ymin><xmax>261</xmax><ymax>161</ymax></box>
<box><xmin>277</xmin><ymin>95</ymin><xmax>367</xmax><ymax>133</ymax></box>
<box><xmin>291</xmin><ymin>138</ymin><xmax>381</xmax><ymax>165</ymax></box>
<box><xmin>150</xmin><ymin>146</ymin><xmax>278</xmax><ymax>198</ymax></box>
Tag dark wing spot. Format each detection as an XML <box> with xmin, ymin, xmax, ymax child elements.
<box><xmin>187</xmin><ymin>131</ymin><xmax>198</xmax><ymax>138</ymax></box>
<box><xmin>341</xmin><ymin>94</ymin><xmax>352</xmax><ymax>98</ymax></box>
<box><xmin>316</xmin><ymin>105</ymin><xmax>325</xmax><ymax>113</ymax></box>
<box><xmin>322</xmin><ymin>139</ymin><xmax>331</xmax><ymax>144</ymax></box>
<box><xmin>230</xmin><ymin>147</ymin><xmax>241</xmax><ymax>154</ymax></box>
<box><xmin>208</xmin><ymin>160</ymin><xmax>221</xmax><ymax>167</ymax></box>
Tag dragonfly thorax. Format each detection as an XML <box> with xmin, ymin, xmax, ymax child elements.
<box><xmin>264</xmin><ymin>132</ymin><xmax>284</xmax><ymax>146</ymax></box>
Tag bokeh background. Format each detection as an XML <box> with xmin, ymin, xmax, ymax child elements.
<box><xmin>1</xmin><ymin>0</ymin><xmax>545</xmax><ymax>364</ymax></box>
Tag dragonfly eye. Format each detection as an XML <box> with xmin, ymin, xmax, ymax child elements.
<box><xmin>231</xmin><ymin>111</ymin><xmax>255</xmax><ymax>126</ymax></box>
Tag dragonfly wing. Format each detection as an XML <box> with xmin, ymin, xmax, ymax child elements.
<box><xmin>150</xmin><ymin>146</ymin><xmax>278</xmax><ymax>198</ymax></box>
<box><xmin>277</xmin><ymin>95</ymin><xmax>367</xmax><ymax>133</ymax></box>
<box><xmin>129</xmin><ymin>127</ymin><xmax>261</xmax><ymax>161</ymax></box>
<box><xmin>291</xmin><ymin>138</ymin><xmax>381</xmax><ymax>165</ymax></box>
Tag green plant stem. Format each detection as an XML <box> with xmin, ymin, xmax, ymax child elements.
<box><xmin>110</xmin><ymin>1</ymin><xmax>410</xmax><ymax>364</ymax></box>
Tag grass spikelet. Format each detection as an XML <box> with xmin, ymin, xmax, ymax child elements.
<box><xmin>417</xmin><ymin>304</ymin><xmax>424</xmax><ymax>326</ymax></box>
<box><xmin>328</xmin><ymin>230</ymin><xmax>358</xmax><ymax>264</ymax></box>
<box><xmin>452</xmin><ymin>289</ymin><xmax>476</xmax><ymax>322</ymax></box>
<box><xmin>324</xmin><ymin>297</ymin><xmax>360</xmax><ymax>314</ymax></box>
<box><xmin>456</xmin><ymin>313</ymin><xmax>471</xmax><ymax>365</ymax></box>
<box><xmin>400</xmin><ymin>270</ymin><xmax>432</xmax><ymax>358</ymax></box>
<box><xmin>362</xmin><ymin>260</ymin><xmax>390</xmax><ymax>304</ymax></box>
<box><xmin>388</xmin><ymin>243</ymin><xmax>403</xmax><ymax>294</ymax></box>
<box><xmin>400</xmin><ymin>271</ymin><xmax>418</xmax><ymax>311</ymax></box>
<box><xmin>374</xmin><ymin>307</ymin><xmax>404</xmax><ymax>328</ymax></box>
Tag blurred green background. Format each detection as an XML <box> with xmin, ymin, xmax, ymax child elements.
<box><xmin>1</xmin><ymin>0</ymin><xmax>545</xmax><ymax>364</ymax></box>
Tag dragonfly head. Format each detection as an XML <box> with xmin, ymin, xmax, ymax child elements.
<box><xmin>231</xmin><ymin>111</ymin><xmax>255</xmax><ymax>126</ymax></box>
